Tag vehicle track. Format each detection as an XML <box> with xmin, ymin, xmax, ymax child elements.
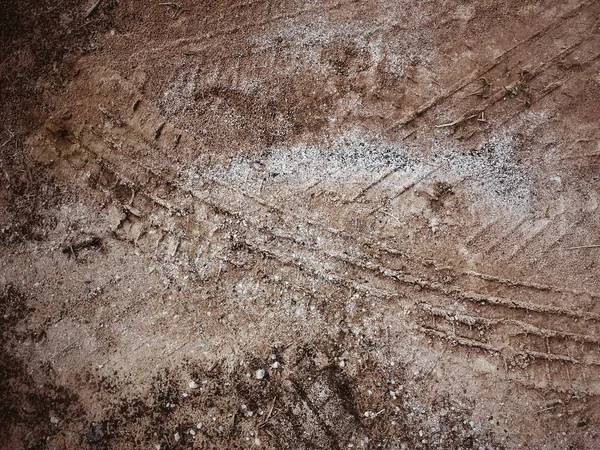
<box><xmin>41</xmin><ymin>74</ymin><xmax>600</xmax><ymax>394</ymax></box>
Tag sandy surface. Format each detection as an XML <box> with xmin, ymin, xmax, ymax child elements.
<box><xmin>1</xmin><ymin>0</ymin><xmax>600</xmax><ymax>448</ymax></box>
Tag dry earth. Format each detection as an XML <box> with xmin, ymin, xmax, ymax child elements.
<box><xmin>1</xmin><ymin>0</ymin><xmax>600</xmax><ymax>448</ymax></box>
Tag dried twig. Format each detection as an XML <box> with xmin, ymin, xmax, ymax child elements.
<box><xmin>0</xmin><ymin>129</ymin><xmax>15</xmax><ymax>148</ymax></box>
<box><xmin>536</xmin><ymin>399</ymin><xmax>563</xmax><ymax>414</ymax></box>
<box><xmin>382</xmin><ymin>210</ymin><xmax>402</xmax><ymax>226</ymax></box>
<box><xmin>565</xmin><ymin>244</ymin><xmax>600</xmax><ymax>250</ymax></box>
<box><xmin>85</xmin><ymin>0</ymin><xmax>102</xmax><ymax>18</ymax></box>
<box><xmin>259</xmin><ymin>397</ymin><xmax>277</xmax><ymax>428</ymax></box>
<box><xmin>435</xmin><ymin>113</ymin><xmax>479</xmax><ymax>128</ymax></box>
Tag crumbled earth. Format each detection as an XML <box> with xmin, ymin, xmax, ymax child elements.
<box><xmin>1</xmin><ymin>0</ymin><xmax>600</xmax><ymax>448</ymax></box>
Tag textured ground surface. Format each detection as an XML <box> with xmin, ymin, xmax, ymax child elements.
<box><xmin>1</xmin><ymin>0</ymin><xmax>600</xmax><ymax>448</ymax></box>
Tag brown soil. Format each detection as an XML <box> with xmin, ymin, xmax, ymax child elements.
<box><xmin>1</xmin><ymin>0</ymin><xmax>600</xmax><ymax>448</ymax></box>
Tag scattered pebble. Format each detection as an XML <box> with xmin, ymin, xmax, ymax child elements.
<box><xmin>174</xmin><ymin>432</ymin><xmax>180</xmax><ymax>442</ymax></box>
<box><xmin>255</xmin><ymin>369</ymin><xmax>265</xmax><ymax>379</ymax></box>
<box><xmin>189</xmin><ymin>381</ymin><xmax>198</xmax><ymax>389</ymax></box>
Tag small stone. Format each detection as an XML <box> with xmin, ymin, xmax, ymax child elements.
<box><xmin>255</xmin><ymin>369</ymin><xmax>265</xmax><ymax>379</ymax></box>
<box><xmin>196</xmin><ymin>423</ymin><xmax>202</xmax><ymax>429</ymax></box>
<box><xmin>189</xmin><ymin>381</ymin><xmax>198</xmax><ymax>389</ymax></box>
<box><xmin>50</xmin><ymin>416</ymin><xmax>59</xmax><ymax>424</ymax></box>
<box><xmin>271</xmin><ymin>361</ymin><xmax>279</xmax><ymax>369</ymax></box>
<box><xmin>174</xmin><ymin>432</ymin><xmax>180</xmax><ymax>442</ymax></box>
<box><xmin>189</xmin><ymin>429</ymin><xmax>196</xmax><ymax>436</ymax></box>
<box><xmin>86</xmin><ymin>423</ymin><xmax>104</xmax><ymax>444</ymax></box>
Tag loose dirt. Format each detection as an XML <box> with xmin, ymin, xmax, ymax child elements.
<box><xmin>1</xmin><ymin>0</ymin><xmax>600</xmax><ymax>448</ymax></box>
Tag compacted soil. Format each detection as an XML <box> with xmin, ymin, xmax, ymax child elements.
<box><xmin>1</xmin><ymin>0</ymin><xmax>600</xmax><ymax>448</ymax></box>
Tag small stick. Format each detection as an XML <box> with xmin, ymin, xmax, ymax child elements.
<box><xmin>259</xmin><ymin>397</ymin><xmax>277</xmax><ymax>428</ymax></box>
<box><xmin>85</xmin><ymin>0</ymin><xmax>102</xmax><ymax>18</ymax></box>
<box><xmin>565</xmin><ymin>244</ymin><xmax>600</xmax><ymax>250</ymax></box>
<box><xmin>537</xmin><ymin>399</ymin><xmax>563</xmax><ymax>414</ymax></box>
<box><xmin>382</xmin><ymin>210</ymin><xmax>402</xmax><ymax>226</ymax></box>
<box><xmin>435</xmin><ymin>113</ymin><xmax>478</xmax><ymax>128</ymax></box>
<box><xmin>372</xmin><ymin>408</ymin><xmax>386</xmax><ymax>418</ymax></box>
<box><xmin>0</xmin><ymin>130</ymin><xmax>14</xmax><ymax>148</ymax></box>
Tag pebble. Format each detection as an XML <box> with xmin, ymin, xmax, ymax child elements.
<box><xmin>189</xmin><ymin>381</ymin><xmax>198</xmax><ymax>389</ymax></box>
<box><xmin>50</xmin><ymin>416</ymin><xmax>59</xmax><ymax>424</ymax></box>
<box><xmin>174</xmin><ymin>432</ymin><xmax>180</xmax><ymax>442</ymax></box>
<box><xmin>255</xmin><ymin>369</ymin><xmax>265</xmax><ymax>379</ymax></box>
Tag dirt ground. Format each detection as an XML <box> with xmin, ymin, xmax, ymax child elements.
<box><xmin>1</xmin><ymin>0</ymin><xmax>600</xmax><ymax>448</ymax></box>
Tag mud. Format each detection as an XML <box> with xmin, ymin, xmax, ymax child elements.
<box><xmin>1</xmin><ymin>0</ymin><xmax>600</xmax><ymax>448</ymax></box>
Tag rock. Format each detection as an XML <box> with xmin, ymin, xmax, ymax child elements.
<box><xmin>107</xmin><ymin>205</ymin><xmax>125</xmax><ymax>231</ymax></box>
<box><xmin>255</xmin><ymin>369</ymin><xmax>265</xmax><ymax>379</ymax></box>
<box><xmin>86</xmin><ymin>423</ymin><xmax>104</xmax><ymax>444</ymax></box>
<box><xmin>50</xmin><ymin>416</ymin><xmax>59</xmax><ymax>424</ymax></box>
<box><xmin>189</xmin><ymin>381</ymin><xmax>198</xmax><ymax>389</ymax></box>
<box><xmin>174</xmin><ymin>432</ymin><xmax>180</xmax><ymax>442</ymax></box>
